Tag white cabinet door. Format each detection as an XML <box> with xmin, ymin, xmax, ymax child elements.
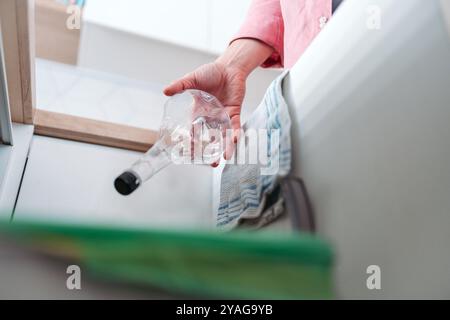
<box><xmin>0</xmin><ymin>124</ymin><xmax>33</xmax><ymax>219</ymax></box>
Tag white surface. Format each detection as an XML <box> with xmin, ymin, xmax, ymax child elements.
<box><xmin>284</xmin><ymin>0</ymin><xmax>450</xmax><ymax>298</ymax></box>
<box><xmin>14</xmin><ymin>136</ymin><xmax>215</xmax><ymax>230</ymax></box>
<box><xmin>83</xmin><ymin>0</ymin><xmax>210</xmax><ymax>52</ymax></box>
<box><xmin>0</xmin><ymin>124</ymin><xmax>33</xmax><ymax>219</ymax></box>
<box><xmin>209</xmin><ymin>0</ymin><xmax>252</xmax><ymax>53</ymax></box>
<box><xmin>441</xmin><ymin>0</ymin><xmax>450</xmax><ymax>34</ymax></box>
<box><xmin>36</xmin><ymin>58</ymin><xmax>166</xmax><ymax>130</ymax></box>
<box><xmin>83</xmin><ymin>0</ymin><xmax>251</xmax><ymax>55</ymax></box>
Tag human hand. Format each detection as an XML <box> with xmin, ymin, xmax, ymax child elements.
<box><xmin>164</xmin><ymin>61</ymin><xmax>246</xmax><ymax>163</ymax></box>
<box><xmin>163</xmin><ymin>39</ymin><xmax>274</xmax><ymax>165</ymax></box>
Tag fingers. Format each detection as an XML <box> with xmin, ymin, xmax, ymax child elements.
<box><xmin>163</xmin><ymin>75</ymin><xmax>196</xmax><ymax>96</ymax></box>
<box><xmin>163</xmin><ymin>81</ymin><xmax>183</xmax><ymax>96</ymax></box>
<box><xmin>211</xmin><ymin>112</ymin><xmax>240</xmax><ymax>168</ymax></box>
<box><xmin>223</xmin><ymin>113</ymin><xmax>241</xmax><ymax>161</ymax></box>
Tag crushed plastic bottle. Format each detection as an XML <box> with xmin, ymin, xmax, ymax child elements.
<box><xmin>114</xmin><ymin>90</ymin><xmax>231</xmax><ymax>195</ymax></box>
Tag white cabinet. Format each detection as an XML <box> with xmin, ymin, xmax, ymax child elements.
<box><xmin>283</xmin><ymin>0</ymin><xmax>450</xmax><ymax>299</ymax></box>
<box><xmin>0</xmin><ymin>124</ymin><xmax>33</xmax><ymax>219</ymax></box>
<box><xmin>14</xmin><ymin>136</ymin><xmax>214</xmax><ymax>230</ymax></box>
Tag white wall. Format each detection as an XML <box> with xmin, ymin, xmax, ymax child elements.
<box><xmin>82</xmin><ymin>0</ymin><xmax>252</xmax><ymax>55</ymax></box>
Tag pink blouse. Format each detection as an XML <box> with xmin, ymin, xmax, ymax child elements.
<box><xmin>233</xmin><ymin>0</ymin><xmax>333</xmax><ymax>69</ymax></box>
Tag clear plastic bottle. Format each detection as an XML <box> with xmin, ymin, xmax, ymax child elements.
<box><xmin>114</xmin><ymin>90</ymin><xmax>231</xmax><ymax>195</ymax></box>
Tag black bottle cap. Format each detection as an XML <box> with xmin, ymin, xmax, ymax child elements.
<box><xmin>114</xmin><ymin>171</ymin><xmax>140</xmax><ymax>196</ymax></box>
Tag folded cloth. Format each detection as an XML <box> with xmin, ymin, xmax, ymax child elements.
<box><xmin>217</xmin><ymin>71</ymin><xmax>291</xmax><ymax>230</ymax></box>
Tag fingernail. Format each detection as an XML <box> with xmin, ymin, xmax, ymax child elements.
<box><xmin>212</xmin><ymin>162</ymin><xmax>219</xmax><ymax>168</ymax></box>
<box><xmin>233</xmin><ymin>136</ymin><xmax>238</xmax><ymax>144</ymax></box>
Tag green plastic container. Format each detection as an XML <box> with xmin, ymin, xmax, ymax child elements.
<box><xmin>0</xmin><ymin>219</ymin><xmax>334</xmax><ymax>299</ymax></box>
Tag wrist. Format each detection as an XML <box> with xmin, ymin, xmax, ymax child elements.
<box><xmin>216</xmin><ymin>38</ymin><xmax>274</xmax><ymax>77</ymax></box>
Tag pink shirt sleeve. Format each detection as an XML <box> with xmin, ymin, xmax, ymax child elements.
<box><xmin>231</xmin><ymin>0</ymin><xmax>284</xmax><ymax>68</ymax></box>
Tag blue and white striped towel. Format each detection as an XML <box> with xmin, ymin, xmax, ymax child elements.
<box><xmin>217</xmin><ymin>72</ymin><xmax>291</xmax><ymax>230</ymax></box>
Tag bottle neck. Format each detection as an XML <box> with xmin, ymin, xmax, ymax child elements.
<box><xmin>130</xmin><ymin>139</ymin><xmax>172</xmax><ymax>183</ymax></box>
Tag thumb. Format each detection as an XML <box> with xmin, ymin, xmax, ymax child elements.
<box><xmin>163</xmin><ymin>74</ymin><xmax>197</xmax><ymax>96</ymax></box>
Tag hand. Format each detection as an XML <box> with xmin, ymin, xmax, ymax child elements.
<box><xmin>163</xmin><ymin>39</ymin><xmax>274</xmax><ymax>165</ymax></box>
<box><xmin>164</xmin><ymin>61</ymin><xmax>246</xmax><ymax>163</ymax></box>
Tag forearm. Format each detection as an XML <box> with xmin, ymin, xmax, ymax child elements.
<box><xmin>216</xmin><ymin>39</ymin><xmax>274</xmax><ymax>78</ymax></box>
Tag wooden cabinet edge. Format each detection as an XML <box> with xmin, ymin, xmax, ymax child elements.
<box><xmin>34</xmin><ymin>110</ymin><xmax>157</xmax><ymax>152</ymax></box>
